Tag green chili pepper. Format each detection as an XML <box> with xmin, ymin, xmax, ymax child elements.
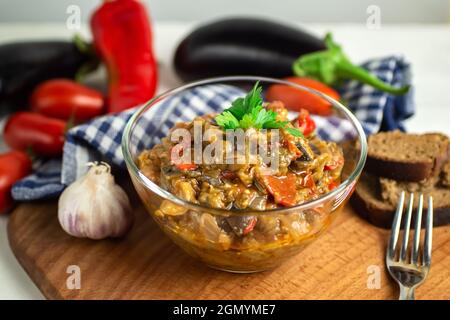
<box><xmin>292</xmin><ymin>33</ymin><xmax>410</xmax><ymax>95</ymax></box>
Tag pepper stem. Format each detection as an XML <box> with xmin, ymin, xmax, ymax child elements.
<box><xmin>337</xmin><ymin>61</ymin><xmax>410</xmax><ymax>95</ymax></box>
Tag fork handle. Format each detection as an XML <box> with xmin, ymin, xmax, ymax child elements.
<box><xmin>399</xmin><ymin>286</ymin><xmax>415</xmax><ymax>300</ymax></box>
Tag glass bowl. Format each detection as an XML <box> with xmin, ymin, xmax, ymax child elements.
<box><xmin>122</xmin><ymin>76</ymin><xmax>367</xmax><ymax>273</ymax></box>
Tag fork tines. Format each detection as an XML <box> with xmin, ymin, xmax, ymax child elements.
<box><xmin>387</xmin><ymin>192</ymin><xmax>433</xmax><ymax>265</ymax></box>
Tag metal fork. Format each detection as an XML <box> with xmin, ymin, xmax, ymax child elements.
<box><xmin>386</xmin><ymin>192</ymin><xmax>433</xmax><ymax>300</ymax></box>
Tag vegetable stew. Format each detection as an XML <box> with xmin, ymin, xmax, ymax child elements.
<box><xmin>136</xmin><ymin>88</ymin><xmax>345</xmax><ymax>271</ymax></box>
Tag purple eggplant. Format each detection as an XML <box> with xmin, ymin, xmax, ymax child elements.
<box><xmin>174</xmin><ymin>17</ymin><xmax>325</xmax><ymax>81</ymax></box>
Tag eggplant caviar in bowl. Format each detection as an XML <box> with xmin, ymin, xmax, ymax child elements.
<box><xmin>122</xmin><ymin>77</ymin><xmax>367</xmax><ymax>272</ymax></box>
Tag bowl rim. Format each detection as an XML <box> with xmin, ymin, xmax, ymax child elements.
<box><xmin>122</xmin><ymin>76</ymin><xmax>367</xmax><ymax>216</ymax></box>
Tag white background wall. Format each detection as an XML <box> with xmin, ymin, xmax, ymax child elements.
<box><xmin>0</xmin><ymin>0</ymin><xmax>449</xmax><ymax>23</ymax></box>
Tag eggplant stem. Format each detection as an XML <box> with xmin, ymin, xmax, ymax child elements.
<box><xmin>73</xmin><ymin>34</ymin><xmax>100</xmax><ymax>83</ymax></box>
<box><xmin>73</xmin><ymin>34</ymin><xmax>92</xmax><ymax>55</ymax></box>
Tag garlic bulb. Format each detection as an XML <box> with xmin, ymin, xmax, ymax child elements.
<box><xmin>58</xmin><ymin>162</ymin><xmax>133</xmax><ymax>239</ymax></box>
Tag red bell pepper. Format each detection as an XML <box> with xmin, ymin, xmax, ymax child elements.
<box><xmin>242</xmin><ymin>217</ymin><xmax>257</xmax><ymax>235</ymax></box>
<box><xmin>91</xmin><ymin>0</ymin><xmax>158</xmax><ymax>113</ymax></box>
<box><xmin>4</xmin><ymin>112</ymin><xmax>66</xmax><ymax>157</ymax></box>
<box><xmin>30</xmin><ymin>79</ymin><xmax>105</xmax><ymax>122</ymax></box>
<box><xmin>220</xmin><ymin>170</ymin><xmax>237</xmax><ymax>181</ymax></box>
<box><xmin>0</xmin><ymin>151</ymin><xmax>32</xmax><ymax>214</ymax></box>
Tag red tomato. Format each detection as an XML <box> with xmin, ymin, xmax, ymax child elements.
<box><xmin>266</xmin><ymin>77</ymin><xmax>340</xmax><ymax>115</ymax></box>
<box><xmin>170</xmin><ymin>145</ymin><xmax>197</xmax><ymax>171</ymax></box>
<box><xmin>324</xmin><ymin>157</ymin><xmax>344</xmax><ymax>171</ymax></box>
<box><xmin>297</xmin><ymin>108</ymin><xmax>316</xmax><ymax>136</ymax></box>
<box><xmin>284</xmin><ymin>138</ymin><xmax>302</xmax><ymax>159</ymax></box>
<box><xmin>328</xmin><ymin>180</ymin><xmax>339</xmax><ymax>191</ymax></box>
<box><xmin>4</xmin><ymin>112</ymin><xmax>66</xmax><ymax>157</ymax></box>
<box><xmin>175</xmin><ymin>163</ymin><xmax>197</xmax><ymax>171</ymax></box>
<box><xmin>30</xmin><ymin>79</ymin><xmax>105</xmax><ymax>122</ymax></box>
<box><xmin>0</xmin><ymin>151</ymin><xmax>32</xmax><ymax>214</ymax></box>
<box><xmin>261</xmin><ymin>173</ymin><xmax>297</xmax><ymax>207</ymax></box>
<box><xmin>302</xmin><ymin>173</ymin><xmax>316</xmax><ymax>189</ymax></box>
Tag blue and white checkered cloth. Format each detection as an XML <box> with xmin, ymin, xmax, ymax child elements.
<box><xmin>11</xmin><ymin>55</ymin><xmax>413</xmax><ymax>201</ymax></box>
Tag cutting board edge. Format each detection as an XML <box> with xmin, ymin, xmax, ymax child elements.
<box><xmin>7</xmin><ymin>208</ymin><xmax>63</xmax><ymax>300</ymax></box>
<box><xmin>6</xmin><ymin>202</ymin><xmax>450</xmax><ymax>300</ymax></box>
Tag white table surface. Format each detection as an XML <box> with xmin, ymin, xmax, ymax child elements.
<box><xmin>0</xmin><ymin>22</ymin><xmax>449</xmax><ymax>300</ymax></box>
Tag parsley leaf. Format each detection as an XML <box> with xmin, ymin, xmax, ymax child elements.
<box><xmin>238</xmin><ymin>114</ymin><xmax>255</xmax><ymax>129</ymax></box>
<box><xmin>253</xmin><ymin>108</ymin><xmax>276</xmax><ymax>129</ymax></box>
<box><xmin>215</xmin><ymin>111</ymin><xmax>239</xmax><ymax>129</ymax></box>
<box><xmin>214</xmin><ymin>82</ymin><xmax>305</xmax><ymax>138</ymax></box>
<box><xmin>227</xmin><ymin>97</ymin><xmax>246</xmax><ymax>119</ymax></box>
<box><xmin>227</xmin><ymin>82</ymin><xmax>263</xmax><ymax>120</ymax></box>
<box><xmin>285</xmin><ymin>127</ymin><xmax>304</xmax><ymax>138</ymax></box>
<box><xmin>263</xmin><ymin>120</ymin><xmax>288</xmax><ymax>129</ymax></box>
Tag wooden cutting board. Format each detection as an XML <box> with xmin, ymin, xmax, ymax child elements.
<box><xmin>7</xmin><ymin>201</ymin><xmax>450</xmax><ymax>300</ymax></box>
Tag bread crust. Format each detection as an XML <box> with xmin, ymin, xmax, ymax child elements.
<box><xmin>365</xmin><ymin>157</ymin><xmax>434</xmax><ymax>182</ymax></box>
<box><xmin>365</xmin><ymin>132</ymin><xmax>450</xmax><ymax>182</ymax></box>
<box><xmin>350</xmin><ymin>131</ymin><xmax>450</xmax><ymax>227</ymax></box>
<box><xmin>351</xmin><ymin>176</ymin><xmax>450</xmax><ymax>229</ymax></box>
<box><xmin>350</xmin><ymin>189</ymin><xmax>393</xmax><ymax>228</ymax></box>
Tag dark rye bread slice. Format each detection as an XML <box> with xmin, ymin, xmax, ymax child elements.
<box><xmin>365</xmin><ymin>131</ymin><xmax>450</xmax><ymax>182</ymax></box>
<box><xmin>351</xmin><ymin>173</ymin><xmax>394</xmax><ymax>228</ymax></box>
<box><xmin>442</xmin><ymin>160</ymin><xmax>450</xmax><ymax>187</ymax></box>
<box><xmin>351</xmin><ymin>172</ymin><xmax>450</xmax><ymax>228</ymax></box>
<box><xmin>379</xmin><ymin>176</ymin><xmax>438</xmax><ymax>206</ymax></box>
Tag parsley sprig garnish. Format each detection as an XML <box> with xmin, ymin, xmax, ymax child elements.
<box><xmin>214</xmin><ymin>83</ymin><xmax>303</xmax><ymax>137</ymax></box>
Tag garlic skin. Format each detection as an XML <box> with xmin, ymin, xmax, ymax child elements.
<box><xmin>58</xmin><ymin>162</ymin><xmax>133</xmax><ymax>240</ymax></box>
